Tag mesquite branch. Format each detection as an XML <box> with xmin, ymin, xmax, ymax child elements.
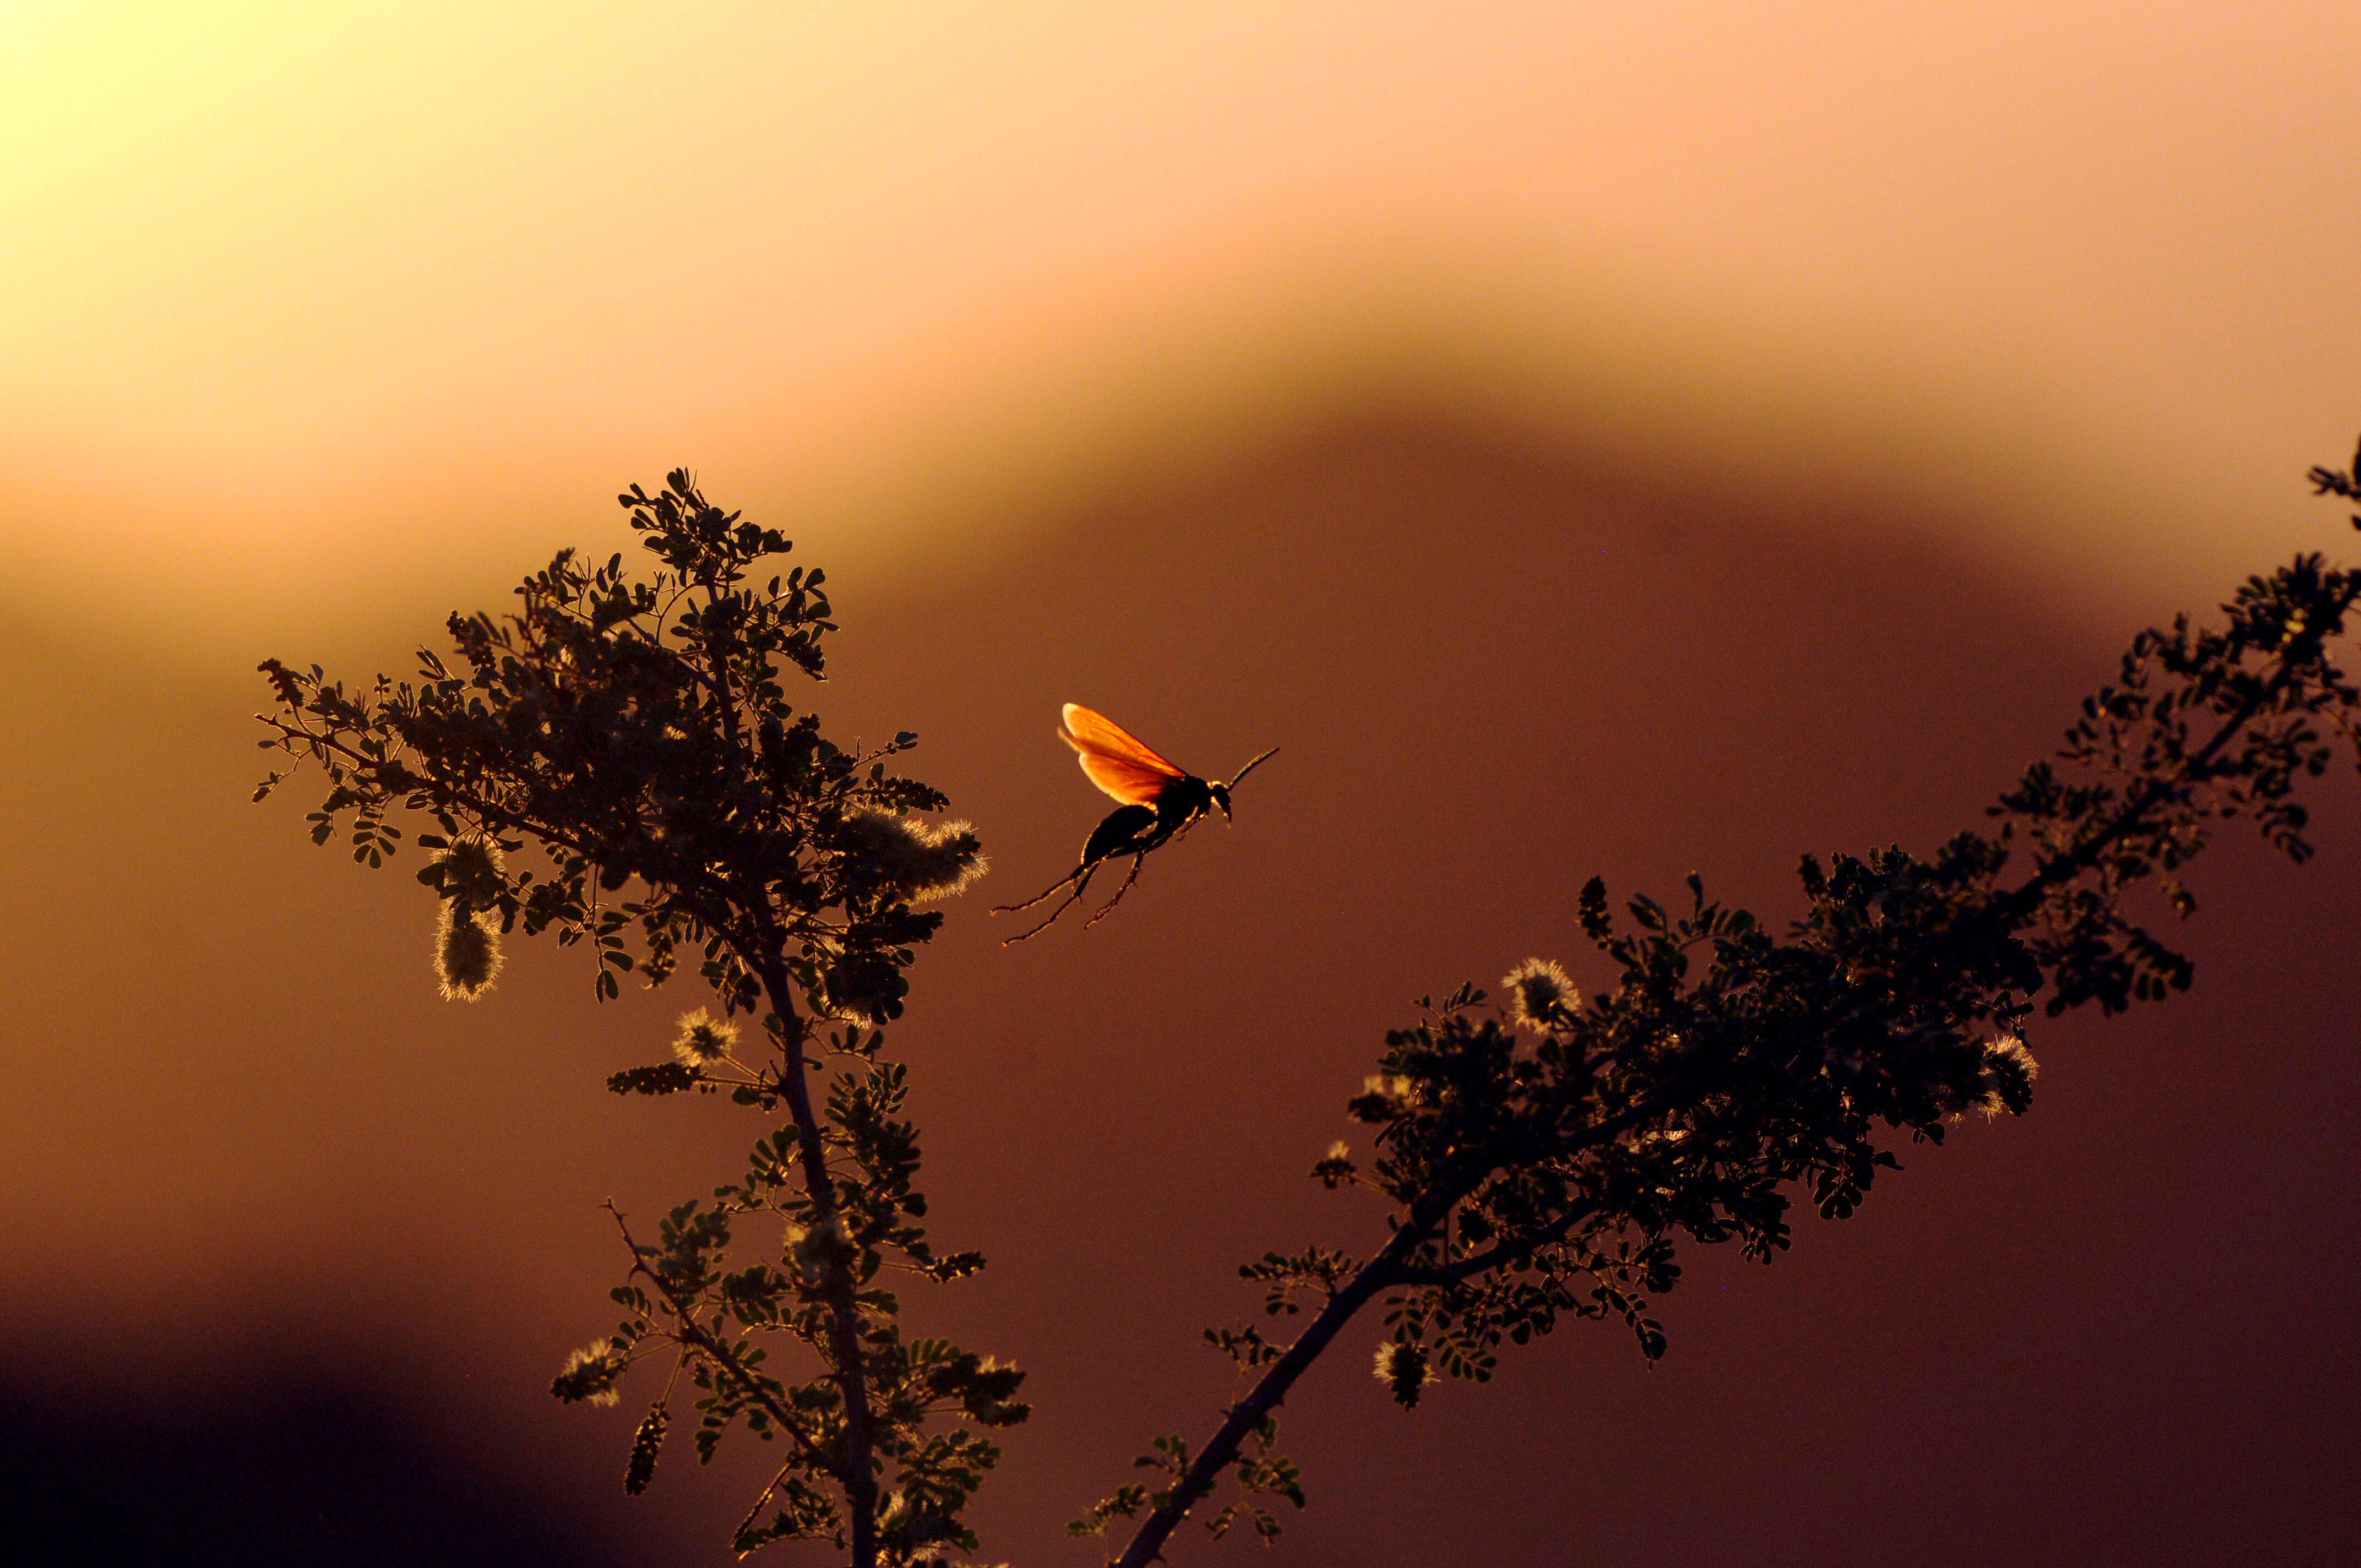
<box><xmin>258</xmin><ymin>473</ymin><xmax>1013</xmax><ymax>1568</ymax></box>
<box><xmin>1105</xmin><ymin>535</ymin><xmax>2361</xmax><ymax>1566</ymax></box>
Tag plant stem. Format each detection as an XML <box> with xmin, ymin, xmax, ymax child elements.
<box><xmin>604</xmin><ymin>1204</ymin><xmax>840</xmax><ymax>1480</ymax></box>
<box><xmin>755</xmin><ymin>961</ymin><xmax>883</xmax><ymax>1568</ymax></box>
<box><xmin>1109</xmin><ymin>1217</ymin><xmax>1430</xmax><ymax>1568</ymax></box>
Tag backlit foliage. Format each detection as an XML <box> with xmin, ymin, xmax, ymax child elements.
<box><xmin>257</xmin><ymin>473</ymin><xmax>1019</xmax><ymax>1566</ymax></box>
<box><xmin>1080</xmin><ymin>445</ymin><xmax>2361</xmax><ymax>1568</ymax></box>
<box><xmin>259</xmin><ymin>445</ymin><xmax>2361</xmax><ymax>1568</ymax></box>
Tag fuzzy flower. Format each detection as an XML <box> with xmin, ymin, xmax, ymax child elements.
<box><xmin>1970</xmin><ymin>1035</ymin><xmax>2040</xmax><ymax>1119</ymax></box>
<box><xmin>1312</xmin><ymin>1139</ymin><xmax>1358</xmax><ymax>1189</ymax></box>
<box><xmin>790</xmin><ymin>1215</ymin><xmax>857</xmax><ymax>1286</ymax></box>
<box><xmin>434</xmin><ymin>902</ymin><xmax>503</xmax><ymax>1001</ymax></box>
<box><xmin>552</xmin><ymin>1337</ymin><xmax>624</xmax><ymax>1407</ymax></box>
<box><xmin>835</xmin><ymin>810</ymin><xmax>989</xmax><ymax>902</ymax></box>
<box><xmin>1373</xmin><ymin>1341</ymin><xmax>1436</xmax><ymax>1408</ymax></box>
<box><xmin>670</xmin><ymin>1008</ymin><xmax>738</xmax><ymax>1065</ymax></box>
<box><xmin>1347</xmin><ymin>1070</ymin><xmax>1434</xmax><ymax>1125</ymax></box>
<box><xmin>1503</xmin><ymin>957</ymin><xmax>1578</xmax><ymax>1033</ymax></box>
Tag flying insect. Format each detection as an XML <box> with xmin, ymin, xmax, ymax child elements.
<box><xmin>993</xmin><ymin>703</ymin><xmax>1277</xmax><ymax>944</ymax></box>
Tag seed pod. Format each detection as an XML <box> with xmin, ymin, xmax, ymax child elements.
<box><xmin>624</xmin><ymin>1403</ymin><xmax>670</xmax><ymax>1495</ymax></box>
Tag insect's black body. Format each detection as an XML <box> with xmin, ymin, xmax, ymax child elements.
<box><xmin>1080</xmin><ymin>802</ymin><xmax>1160</xmax><ymax>867</ymax></box>
<box><xmin>1077</xmin><ymin>774</ymin><xmax>1226</xmax><ymax>867</ymax></box>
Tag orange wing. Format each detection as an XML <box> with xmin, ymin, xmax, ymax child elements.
<box><xmin>1060</xmin><ymin>703</ymin><xmax>1187</xmax><ymax>807</ymax></box>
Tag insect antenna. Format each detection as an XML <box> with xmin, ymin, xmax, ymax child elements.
<box><xmin>1227</xmin><ymin>745</ymin><xmax>1280</xmax><ymax>790</ymax></box>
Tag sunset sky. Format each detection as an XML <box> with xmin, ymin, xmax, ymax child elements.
<box><xmin>5</xmin><ymin>2</ymin><xmax>2359</xmax><ymax>645</ymax></box>
<box><xmin>3</xmin><ymin>7</ymin><xmax>2357</xmax><ymax>1565</ymax></box>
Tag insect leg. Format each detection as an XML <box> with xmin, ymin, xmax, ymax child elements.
<box><xmin>998</xmin><ymin>863</ymin><xmax>1101</xmax><ymax>944</ymax></box>
<box><xmin>1082</xmin><ymin>852</ymin><xmax>1150</xmax><ymax>928</ymax></box>
<box><xmin>992</xmin><ymin>861</ymin><xmax>1094</xmax><ymax>915</ymax></box>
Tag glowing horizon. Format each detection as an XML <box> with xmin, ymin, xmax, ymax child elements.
<box><xmin>4</xmin><ymin>2</ymin><xmax>2355</xmax><ymax>653</ymax></box>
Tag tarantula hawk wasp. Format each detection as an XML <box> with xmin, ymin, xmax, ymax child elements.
<box><xmin>993</xmin><ymin>703</ymin><xmax>1278</xmax><ymax>944</ymax></box>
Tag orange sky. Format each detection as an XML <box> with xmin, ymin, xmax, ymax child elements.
<box><xmin>4</xmin><ymin>2</ymin><xmax>2358</xmax><ymax>654</ymax></box>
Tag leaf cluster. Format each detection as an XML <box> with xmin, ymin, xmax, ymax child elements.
<box><xmin>1070</xmin><ymin>1420</ymin><xmax>1304</xmax><ymax>1550</ymax></box>
<box><xmin>257</xmin><ymin>471</ymin><xmax>950</xmax><ymax>1023</ymax></box>
<box><xmin>257</xmin><ymin>474</ymin><xmax>1016</xmax><ymax>1565</ymax></box>
<box><xmin>1337</xmin><ymin>541</ymin><xmax>2361</xmax><ymax>1419</ymax></box>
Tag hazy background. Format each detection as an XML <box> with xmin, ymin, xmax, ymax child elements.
<box><xmin>2</xmin><ymin>6</ymin><xmax>2357</xmax><ymax>1564</ymax></box>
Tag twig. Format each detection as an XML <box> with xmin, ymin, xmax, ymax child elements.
<box><xmin>602</xmin><ymin>1202</ymin><xmax>842</xmax><ymax>1483</ymax></box>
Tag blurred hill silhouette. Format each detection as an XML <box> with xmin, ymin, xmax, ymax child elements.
<box><xmin>1</xmin><ymin>409</ymin><xmax>2353</xmax><ymax>1565</ymax></box>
